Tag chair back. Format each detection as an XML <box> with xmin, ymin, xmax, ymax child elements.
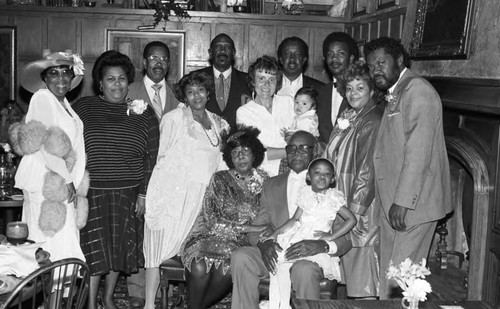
<box><xmin>1</xmin><ymin>258</ymin><xmax>89</xmax><ymax>309</ymax></box>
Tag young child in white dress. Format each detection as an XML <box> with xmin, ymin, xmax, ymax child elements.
<box><xmin>281</xmin><ymin>86</ymin><xmax>320</xmax><ymax>140</ymax></box>
<box><xmin>266</xmin><ymin>158</ymin><xmax>357</xmax><ymax>309</ymax></box>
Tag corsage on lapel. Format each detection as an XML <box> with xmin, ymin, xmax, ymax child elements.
<box><xmin>385</xmin><ymin>92</ymin><xmax>399</xmax><ymax>115</ymax></box>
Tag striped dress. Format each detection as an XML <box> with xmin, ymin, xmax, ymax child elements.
<box><xmin>73</xmin><ymin>96</ymin><xmax>159</xmax><ymax>275</ymax></box>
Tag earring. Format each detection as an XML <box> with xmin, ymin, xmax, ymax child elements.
<box><xmin>99</xmin><ymin>85</ymin><xmax>103</xmax><ymax>93</ymax></box>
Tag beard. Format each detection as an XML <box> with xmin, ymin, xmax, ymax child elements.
<box><xmin>373</xmin><ymin>67</ymin><xmax>401</xmax><ymax>91</ymax></box>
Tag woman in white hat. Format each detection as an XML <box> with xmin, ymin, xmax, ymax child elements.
<box><xmin>13</xmin><ymin>51</ymin><xmax>87</xmax><ymax>263</ymax></box>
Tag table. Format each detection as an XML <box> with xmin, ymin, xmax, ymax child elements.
<box><xmin>0</xmin><ymin>199</ymin><xmax>23</xmax><ymax>235</ymax></box>
<box><xmin>292</xmin><ymin>299</ymin><xmax>494</xmax><ymax>309</ymax></box>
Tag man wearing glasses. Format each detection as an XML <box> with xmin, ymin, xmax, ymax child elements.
<box><xmin>129</xmin><ymin>41</ymin><xmax>179</xmax><ymax>122</ymax></box>
<box><xmin>231</xmin><ymin>131</ymin><xmax>352</xmax><ymax>309</ymax></box>
<box><xmin>127</xmin><ymin>40</ymin><xmax>178</xmax><ymax>308</ymax></box>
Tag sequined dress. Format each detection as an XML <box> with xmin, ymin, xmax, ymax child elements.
<box><xmin>181</xmin><ymin>169</ymin><xmax>268</xmax><ymax>274</ymax></box>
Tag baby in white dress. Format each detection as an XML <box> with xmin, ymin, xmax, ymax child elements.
<box><xmin>265</xmin><ymin>158</ymin><xmax>357</xmax><ymax>309</ymax></box>
<box><xmin>281</xmin><ymin>86</ymin><xmax>320</xmax><ymax>140</ymax></box>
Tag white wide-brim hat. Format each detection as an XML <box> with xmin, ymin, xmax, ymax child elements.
<box><xmin>21</xmin><ymin>51</ymin><xmax>85</xmax><ymax>94</ymax></box>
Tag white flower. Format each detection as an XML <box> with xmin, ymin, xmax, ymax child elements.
<box><xmin>337</xmin><ymin>118</ymin><xmax>350</xmax><ymax>130</ymax></box>
<box><xmin>387</xmin><ymin>258</ymin><xmax>432</xmax><ymax>302</ymax></box>
<box><xmin>71</xmin><ymin>53</ymin><xmax>85</xmax><ymax>76</ymax></box>
<box><xmin>1</xmin><ymin>143</ymin><xmax>11</xmax><ymax>153</ymax></box>
<box><xmin>385</xmin><ymin>93</ymin><xmax>397</xmax><ymax>105</ymax></box>
<box><xmin>127</xmin><ymin>99</ymin><xmax>148</xmax><ymax>116</ymax></box>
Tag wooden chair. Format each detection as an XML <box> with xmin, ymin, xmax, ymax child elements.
<box><xmin>1</xmin><ymin>258</ymin><xmax>90</xmax><ymax>309</ymax></box>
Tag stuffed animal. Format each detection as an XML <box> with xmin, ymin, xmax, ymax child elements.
<box><xmin>9</xmin><ymin>120</ymin><xmax>90</xmax><ymax>236</ymax></box>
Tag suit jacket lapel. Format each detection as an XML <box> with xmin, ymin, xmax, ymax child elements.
<box><xmin>269</xmin><ymin>173</ymin><xmax>290</xmax><ymax>227</ymax></box>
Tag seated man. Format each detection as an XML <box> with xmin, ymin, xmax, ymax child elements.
<box><xmin>231</xmin><ymin>130</ymin><xmax>352</xmax><ymax>309</ymax></box>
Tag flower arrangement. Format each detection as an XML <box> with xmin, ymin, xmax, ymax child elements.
<box><xmin>387</xmin><ymin>258</ymin><xmax>432</xmax><ymax>302</ymax></box>
<box><xmin>127</xmin><ymin>99</ymin><xmax>148</xmax><ymax>116</ymax></box>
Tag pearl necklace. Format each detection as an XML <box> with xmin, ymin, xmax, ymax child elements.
<box><xmin>201</xmin><ymin>125</ymin><xmax>220</xmax><ymax>148</ymax></box>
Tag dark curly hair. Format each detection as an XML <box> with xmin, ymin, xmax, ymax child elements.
<box><xmin>174</xmin><ymin>71</ymin><xmax>214</xmax><ymax>103</ymax></box>
<box><xmin>364</xmin><ymin>37</ymin><xmax>410</xmax><ymax>68</ymax></box>
<box><xmin>247</xmin><ymin>55</ymin><xmax>283</xmax><ymax>94</ymax></box>
<box><xmin>322</xmin><ymin>32</ymin><xmax>359</xmax><ymax>61</ymax></box>
<box><xmin>92</xmin><ymin>50</ymin><xmax>135</xmax><ymax>93</ymax></box>
<box><xmin>295</xmin><ymin>86</ymin><xmax>318</xmax><ymax>108</ymax></box>
<box><xmin>277</xmin><ymin>37</ymin><xmax>309</xmax><ymax>61</ymax></box>
<box><xmin>222</xmin><ymin>126</ymin><xmax>266</xmax><ymax>170</ymax></box>
<box><xmin>337</xmin><ymin>60</ymin><xmax>383</xmax><ymax>103</ymax></box>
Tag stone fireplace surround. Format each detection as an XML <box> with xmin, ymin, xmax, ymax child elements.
<box><xmin>427</xmin><ymin>77</ymin><xmax>500</xmax><ymax>303</ymax></box>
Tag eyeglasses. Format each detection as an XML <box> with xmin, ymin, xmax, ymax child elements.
<box><xmin>147</xmin><ymin>55</ymin><xmax>169</xmax><ymax>63</ymax></box>
<box><xmin>285</xmin><ymin>144</ymin><xmax>314</xmax><ymax>154</ymax></box>
<box><xmin>231</xmin><ymin>146</ymin><xmax>252</xmax><ymax>157</ymax></box>
<box><xmin>46</xmin><ymin>68</ymin><xmax>73</xmax><ymax>79</ymax></box>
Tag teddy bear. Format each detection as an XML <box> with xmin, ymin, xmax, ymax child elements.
<box><xmin>9</xmin><ymin>120</ymin><xmax>89</xmax><ymax>237</ymax></box>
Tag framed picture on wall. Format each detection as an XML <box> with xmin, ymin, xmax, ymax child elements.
<box><xmin>352</xmin><ymin>0</ymin><xmax>368</xmax><ymax>16</ymax></box>
<box><xmin>106</xmin><ymin>29</ymin><xmax>185</xmax><ymax>85</ymax></box>
<box><xmin>0</xmin><ymin>26</ymin><xmax>16</xmax><ymax>106</ymax></box>
<box><xmin>377</xmin><ymin>0</ymin><xmax>397</xmax><ymax>10</ymax></box>
<box><xmin>410</xmin><ymin>0</ymin><xmax>476</xmax><ymax>60</ymax></box>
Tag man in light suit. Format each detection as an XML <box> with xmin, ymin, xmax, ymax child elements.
<box><xmin>277</xmin><ymin>36</ymin><xmax>324</xmax><ymax>98</ymax></box>
<box><xmin>128</xmin><ymin>41</ymin><xmax>179</xmax><ymax>122</ymax></box>
<box><xmin>194</xmin><ymin>33</ymin><xmax>251</xmax><ymax>129</ymax></box>
<box><xmin>126</xmin><ymin>41</ymin><xmax>178</xmax><ymax>308</ymax></box>
<box><xmin>231</xmin><ymin>131</ymin><xmax>352</xmax><ymax>309</ymax></box>
<box><xmin>317</xmin><ymin>32</ymin><xmax>358</xmax><ymax>143</ymax></box>
<box><xmin>365</xmin><ymin>37</ymin><xmax>452</xmax><ymax>299</ymax></box>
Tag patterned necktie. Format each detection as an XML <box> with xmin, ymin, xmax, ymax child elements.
<box><xmin>151</xmin><ymin>84</ymin><xmax>163</xmax><ymax>119</ymax></box>
<box><xmin>216</xmin><ymin>73</ymin><xmax>225</xmax><ymax>111</ymax></box>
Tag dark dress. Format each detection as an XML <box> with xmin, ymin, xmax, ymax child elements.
<box><xmin>181</xmin><ymin>169</ymin><xmax>268</xmax><ymax>275</ymax></box>
<box><xmin>73</xmin><ymin>96</ymin><xmax>159</xmax><ymax>275</ymax></box>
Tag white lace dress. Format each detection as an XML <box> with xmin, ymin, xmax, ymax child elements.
<box><xmin>277</xmin><ymin>185</ymin><xmax>344</xmax><ymax>281</ymax></box>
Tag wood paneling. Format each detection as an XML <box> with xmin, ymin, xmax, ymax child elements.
<box><xmin>0</xmin><ymin>6</ymin><xmax>346</xmax><ymax>103</ymax></box>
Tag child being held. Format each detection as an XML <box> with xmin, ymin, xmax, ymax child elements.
<box><xmin>265</xmin><ymin>158</ymin><xmax>356</xmax><ymax>309</ymax></box>
<box><xmin>281</xmin><ymin>86</ymin><xmax>320</xmax><ymax>141</ymax></box>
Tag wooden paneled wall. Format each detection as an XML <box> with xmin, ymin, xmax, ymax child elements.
<box><xmin>0</xmin><ymin>6</ymin><xmax>346</xmax><ymax>103</ymax></box>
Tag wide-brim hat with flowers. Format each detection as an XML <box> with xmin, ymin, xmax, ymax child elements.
<box><xmin>21</xmin><ymin>50</ymin><xmax>85</xmax><ymax>94</ymax></box>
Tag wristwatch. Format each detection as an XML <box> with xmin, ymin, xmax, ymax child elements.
<box><xmin>323</xmin><ymin>241</ymin><xmax>330</xmax><ymax>253</ymax></box>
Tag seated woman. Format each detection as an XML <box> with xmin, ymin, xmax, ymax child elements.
<box><xmin>181</xmin><ymin>127</ymin><xmax>269</xmax><ymax>309</ymax></box>
<box><xmin>323</xmin><ymin>60</ymin><xmax>383</xmax><ymax>299</ymax></box>
<box><xmin>236</xmin><ymin>55</ymin><xmax>295</xmax><ymax>177</ymax></box>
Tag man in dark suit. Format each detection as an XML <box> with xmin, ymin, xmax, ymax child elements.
<box><xmin>231</xmin><ymin>131</ymin><xmax>352</xmax><ymax>309</ymax></box>
<box><xmin>194</xmin><ymin>33</ymin><xmax>250</xmax><ymax>129</ymax></box>
<box><xmin>366</xmin><ymin>37</ymin><xmax>452</xmax><ymax>299</ymax></box>
<box><xmin>317</xmin><ymin>32</ymin><xmax>359</xmax><ymax>143</ymax></box>
<box><xmin>128</xmin><ymin>41</ymin><xmax>179</xmax><ymax>122</ymax></box>
<box><xmin>126</xmin><ymin>41</ymin><xmax>179</xmax><ymax>308</ymax></box>
<box><xmin>276</xmin><ymin>36</ymin><xmax>324</xmax><ymax>98</ymax></box>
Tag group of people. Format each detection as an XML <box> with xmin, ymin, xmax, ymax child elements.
<box><xmin>11</xmin><ymin>29</ymin><xmax>452</xmax><ymax>309</ymax></box>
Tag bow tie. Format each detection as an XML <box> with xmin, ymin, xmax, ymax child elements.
<box><xmin>333</xmin><ymin>82</ymin><xmax>338</xmax><ymax>88</ymax></box>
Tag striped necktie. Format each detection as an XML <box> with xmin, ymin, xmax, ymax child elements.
<box><xmin>216</xmin><ymin>73</ymin><xmax>225</xmax><ymax>111</ymax></box>
<box><xmin>151</xmin><ymin>84</ymin><xmax>163</xmax><ymax>119</ymax></box>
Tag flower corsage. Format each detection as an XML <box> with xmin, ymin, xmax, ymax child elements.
<box><xmin>247</xmin><ymin>169</ymin><xmax>265</xmax><ymax>195</ymax></box>
<box><xmin>336</xmin><ymin>108</ymin><xmax>357</xmax><ymax>131</ymax></box>
<box><xmin>127</xmin><ymin>99</ymin><xmax>148</xmax><ymax>116</ymax></box>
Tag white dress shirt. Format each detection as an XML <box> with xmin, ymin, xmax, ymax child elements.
<box><xmin>278</xmin><ymin>74</ymin><xmax>304</xmax><ymax>97</ymax></box>
<box><xmin>330</xmin><ymin>79</ymin><xmax>344</xmax><ymax>126</ymax></box>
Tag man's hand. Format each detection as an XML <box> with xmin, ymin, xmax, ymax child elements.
<box><xmin>389</xmin><ymin>203</ymin><xmax>408</xmax><ymax>231</ymax></box>
<box><xmin>135</xmin><ymin>196</ymin><xmax>146</xmax><ymax>217</ymax></box>
<box><xmin>67</xmin><ymin>182</ymin><xmax>76</xmax><ymax>203</ymax></box>
<box><xmin>257</xmin><ymin>239</ymin><xmax>282</xmax><ymax>274</ymax></box>
<box><xmin>285</xmin><ymin>239</ymin><xmax>327</xmax><ymax>260</ymax></box>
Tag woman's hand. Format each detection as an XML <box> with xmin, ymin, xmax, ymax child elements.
<box><xmin>66</xmin><ymin>182</ymin><xmax>76</xmax><ymax>204</ymax></box>
<box><xmin>135</xmin><ymin>195</ymin><xmax>146</xmax><ymax>217</ymax></box>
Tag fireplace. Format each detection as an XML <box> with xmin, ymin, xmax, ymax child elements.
<box><xmin>429</xmin><ymin>77</ymin><xmax>500</xmax><ymax>305</ymax></box>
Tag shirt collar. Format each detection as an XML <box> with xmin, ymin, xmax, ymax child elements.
<box><xmin>213</xmin><ymin>67</ymin><xmax>232</xmax><ymax>79</ymax></box>
<box><xmin>282</xmin><ymin>74</ymin><xmax>303</xmax><ymax>87</ymax></box>
<box><xmin>388</xmin><ymin>67</ymin><xmax>407</xmax><ymax>94</ymax></box>
<box><xmin>289</xmin><ymin>168</ymin><xmax>307</xmax><ymax>180</ymax></box>
<box><xmin>144</xmin><ymin>75</ymin><xmax>166</xmax><ymax>88</ymax></box>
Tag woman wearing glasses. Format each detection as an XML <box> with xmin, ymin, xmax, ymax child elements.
<box><xmin>180</xmin><ymin>126</ymin><xmax>269</xmax><ymax>309</ymax></box>
<box><xmin>236</xmin><ymin>56</ymin><xmax>295</xmax><ymax>177</ymax></box>
<box><xmin>15</xmin><ymin>51</ymin><xmax>86</xmax><ymax>263</ymax></box>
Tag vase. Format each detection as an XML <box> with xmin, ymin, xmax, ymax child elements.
<box><xmin>401</xmin><ymin>297</ymin><xmax>419</xmax><ymax>309</ymax></box>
